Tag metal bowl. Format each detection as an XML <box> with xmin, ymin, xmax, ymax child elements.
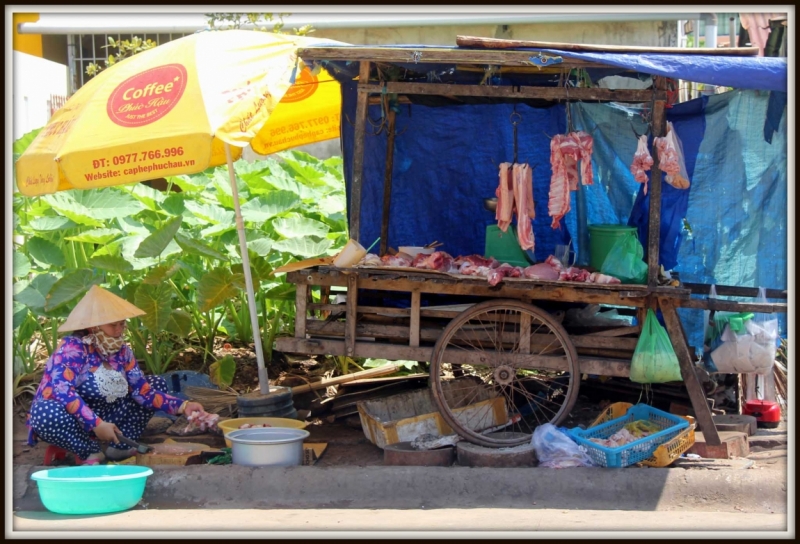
<box><xmin>228</xmin><ymin>427</ymin><xmax>310</xmax><ymax>467</ymax></box>
<box><xmin>483</xmin><ymin>198</ymin><xmax>497</xmax><ymax>212</ymax></box>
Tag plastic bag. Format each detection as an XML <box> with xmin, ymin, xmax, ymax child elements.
<box><xmin>663</xmin><ymin>124</ymin><xmax>691</xmax><ymax>189</ymax></box>
<box><xmin>600</xmin><ymin>234</ymin><xmax>648</xmax><ymax>285</ymax></box>
<box><xmin>752</xmin><ymin>287</ymin><xmax>779</xmax><ymax>376</ymax></box>
<box><xmin>630</xmin><ymin>309</ymin><xmax>683</xmax><ymax>383</ymax></box>
<box><xmin>531</xmin><ymin>424</ymin><xmax>594</xmax><ymax>468</ymax></box>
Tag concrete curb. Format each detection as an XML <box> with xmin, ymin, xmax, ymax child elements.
<box><xmin>14</xmin><ymin>464</ymin><xmax>787</xmax><ymax>513</ymax></box>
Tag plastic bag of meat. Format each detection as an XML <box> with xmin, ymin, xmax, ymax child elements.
<box><xmin>662</xmin><ymin>124</ymin><xmax>690</xmax><ymax>189</ymax></box>
<box><xmin>630</xmin><ymin>135</ymin><xmax>654</xmax><ymax>193</ymax></box>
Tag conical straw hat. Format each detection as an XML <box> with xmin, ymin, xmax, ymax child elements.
<box><xmin>58</xmin><ymin>285</ymin><xmax>146</xmax><ymax>332</ymax></box>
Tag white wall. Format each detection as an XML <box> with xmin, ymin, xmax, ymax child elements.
<box><xmin>13</xmin><ymin>51</ymin><xmax>68</xmax><ymax>140</ymax></box>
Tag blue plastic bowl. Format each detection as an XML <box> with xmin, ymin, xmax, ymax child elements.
<box><xmin>31</xmin><ymin>465</ymin><xmax>154</xmax><ymax>515</ymax></box>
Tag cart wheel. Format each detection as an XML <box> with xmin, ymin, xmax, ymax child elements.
<box><xmin>430</xmin><ymin>299</ymin><xmax>580</xmax><ymax>448</ymax></box>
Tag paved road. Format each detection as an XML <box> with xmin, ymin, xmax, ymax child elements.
<box><xmin>12</xmin><ymin>508</ymin><xmax>789</xmax><ymax>534</ymax></box>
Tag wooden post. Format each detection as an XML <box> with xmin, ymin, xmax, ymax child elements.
<box><xmin>409</xmin><ymin>290</ymin><xmax>421</xmax><ymax>347</ymax></box>
<box><xmin>294</xmin><ymin>283</ymin><xmax>308</xmax><ymax>339</ymax></box>
<box><xmin>345</xmin><ymin>274</ymin><xmax>359</xmax><ymax>357</ymax></box>
<box><xmin>647</xmin><ymin>77</ymin><xmax>668</xmax><ymax>287</ymax></box>
<box><xmin>349</xmin><ymin>61</ymin><xmax>371</xmax><ymax>243</ymax></box>
<box><xmin>658</xmin><ymin>296</ymin><xmax>721</xmax><ymax>446</ymax></box>
<box><xmin>379</xmin><ymin>109</ymin><xmax>397</xmax><ymax>256</ymax></box>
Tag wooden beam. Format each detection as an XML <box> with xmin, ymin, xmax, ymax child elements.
<box><xmin>294</xmin><ymin>283</ymin><xmax>308</xmax><ymax>338</ymax></box>
<box><xmin>289</xmin><ymin>270</ymin><xmax>653</xmax><ymax>308</ymax></box>
<box><xmin>349</xmin><ymin>61</ymin><xmax>371</xmax><ymax>242</ymax></box>
<box><xmin>299</xmin><ymin>46</ymin><xmax>615</xmax><ymax>68</ymax></box>
<box><xmin>647</xmin><ymin>77</ymin><xmax>667</xmax><ymax>287</ymax></box>
<box><xmin>658</xmin><ymin>297</ymin><xmax>721</xmax><ymax>446</ymax></box>
<box><xmin>455</xmin><ymin>35</ymin><xmax>760</xmax><ymax>56</ymax></box>
<box><xmin>275</xmin><ymin>336</ymin><xmax>632</xmax><ymax>378</ymax></box>
<box><xmin>345</xmin><ymin>274</ymin><xmax>358</xmax><ymax>357</ymax></box>
<box><xmin>360</xmin><ymin>82</ymin><xmax>665</xmax><ymax>103</ymax></box>
<box><xmin>679</xmin><ymin>299</ymin><xmax>788</xmax><ymax>313</ymax></box>
<box><xmin>409</xmin><ymin>290</ymin><xmax>421</xmax><ymax>347</ymax></box>
<box><xmin>379</xmin><ymin>109</ymin><xmax>397</xmax><ymax>256</ymax></box>
<box><xmin>585</xmin><ymin>325</ymin><xmax>642</xmax><ymax>337</ymax></box>
<box><xmin>682</xmin><ymin>282</ymin><xmax>787</xmax><ymax>299</ymax></box>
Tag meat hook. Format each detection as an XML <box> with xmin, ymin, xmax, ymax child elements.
<box><xmin>510</xmin><ymin>108</ymin><xmax>522</xmax><ymax>164</ymax></box>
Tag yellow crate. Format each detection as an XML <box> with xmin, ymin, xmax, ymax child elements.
<box><xmin>588</xmin><ymin>403</ymin><xmax>695</xmax><ymax>468</ymax></box>
<box><xmin>639</xmin><ymin>416</ymin><xmax>695</xmax><ymax>468</ymax></box>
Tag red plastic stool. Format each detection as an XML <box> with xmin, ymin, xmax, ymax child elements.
<box><xmin>44</xmin><ymin>445</ymin><xmax>69</xmax><ymax>466</ymax></box>
<box><xmin>44</xmin><ymin>445</ymin><xmax>89</xmax><ymax>466</ymax></box>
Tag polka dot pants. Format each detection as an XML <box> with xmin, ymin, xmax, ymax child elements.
<box><xmin>28</xmin><ymin>375</ymin><xmax>168</xmax><ymax>460</ymax></box>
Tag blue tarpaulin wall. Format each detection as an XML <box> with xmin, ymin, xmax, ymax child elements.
<box><xmin>335</xmin><ymin>51</ymin><xmax>787</xmax><ymax>350</ymax></box>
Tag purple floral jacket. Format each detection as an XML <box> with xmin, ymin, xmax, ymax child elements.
<box><xmin>27</xmin><ymin>335</ymin><xmax>183</xmax><ymax>445</ymax></box>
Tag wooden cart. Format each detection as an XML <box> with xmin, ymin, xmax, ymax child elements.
<box><xmin>276</xmin><ymin>41</ymin><xmax>787</xmax><ymax>448</ymax></box>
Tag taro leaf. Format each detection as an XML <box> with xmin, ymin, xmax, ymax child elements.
<box><xmin>317</xmin><ymin>193</ymin><xmax>347</xmax><ymax>216</ymax></box>
<box><xmin>209</xmin><ymin>354</ymin><xmax>236</xmax><ymax>388</ymax></box>
<box><xmin>240</xmin><ymin>191</ymin><xmax>299</xmax><ymax>222</ymax></box>
<box><xmin>273</xmin><ymin>216</ymin><xmax>330</xmax><ymax>239</ymax></box>
<box><xmin>250</xmin><ymin>256</ymin><xmax>274</xmax><ymax>279</ymax></box>
<box><xmin>168</xmin><ymin>174</ymin><xmax>210</xmax><ymax>193</ymax></box>
<box><xmin>125</xmin><ymin>183</ymin><xmax>166</xmax><ymax>211</ymax></box>
<box><xmin>230</xmin><ymin>264</ymin><xmax>261</xmax><ymax>291</ymax></box>
<box><xmin>245</xmin><ymin>237</ymin><xmax>272</xmax><ymax>257</ymax></box>
<box><xmin>13</xmin><ymin>252</ymin><xmax>31</xmax><ymax>278</ymax></box>
<box><xmin>272</xmin><ymin>236</ymin><xmax>332</xmax><ymax>258</ymax></box>
<box><xmin>31</xmin><ymin>273</ymin><xmax>59</xmax><ymax>300</ymax></box>
<box><xmin>263</xmin><ymin>282</ymin><xmax>296</xmax><ymax>301</ymax></box>
<box><xmin>233</xmin><ymin>160</ymin><xmax>270</xmax><ymax>184</ymax></box>
<box><xmin>197</xmin><ymin>267</ymin><xmax>242</xmax><ymax>313</ymax></box>
<box><xmin>44</xmin><ymin>189</ymin><xmax>144</xmax><ymax>227</ymax></box>
<box><xmin>183</xmin><ymin>200</ymin><xmax>235</xmax><ymax>225</ymax></box>
<box><xmin>88</xmin><ymin>254</ymin><xmax>134</xmax><ymax>273</ymax></box>
<box><xmin>13</xmin><ymin>302</ymin><xmax>29</xmax><ymax>330</ymax></box>
<box><xmin>278</xmin><ymin>152</ymin><xmax>328</xmax><ymax>186</ymax></box>
<box><xmin>134</xmin><ymin>283</ymin><xmax>173</xmax><ymax>333</ymax></box>
<box><xmin>121</xmin><ymin>281</ymin><xmax>141</xmax><ymax>306</ymax></box>
<box><xmin>13</xmin><ymin>127</ymin><xmax>43</xmax><ymax>155</ymax></box>
<box><xmin>211</xmin><ymin>169</ymin><xmax>249</xmax><ymax>209</ymax></box>
<box><xmin>45</xmin><ymin>269</ymin><xmax>97</xmax><ymax>311</ymax></box>
<box><xmin>259</xmin><ymin>168</ymin><xmax>318</xmax><ymax>200</ymax></box>
<box><xmin>175</xmin><ymin>233</ymin><xmax>228</xmax><ymax>261</ymax></box>
<box><xmin>134</xmin><ymin>215</ymin><xmax>183</xmax><ymax>259</ymax></box>
<box><xmin>14</xmin><ymin>282</ymin><xmax>46</xmax><ymax>311</ymax></box>
<box><xmin>117</xmin><ymin>217</ymin><xmax>151</xmax><ymax>236</ymax></box>
<box><xmin>27</xmin><ymin>237</ymin><xmax>66</xmax><ymax>267</ymax></box>
<box><xmin>162</xmin><ymin>193</ymin><xmax>189</xmax><ymax>216</ymax></box>
<box><xmin>28</xmin><ymin>216</ymin><xmax>77</xmax><ymax>232</ymax></box>
<box><xmin>65</xmin><ymin>228</ymin><xmax>123</xmax><ymax>245</ymax></box>
<box><xmin>200</xmin><ymin>223</ymin><xmax>234</xmax><ymax>238</ymax></box>
<box><xmin>165</xmin><ymin>308</ymin><xmax>192</xmax><ymax>337</ymax></box>
<box><xmin>142</xmin><ymin>262</ymin><xmax>182</xmax><ymax>285</ymax></box>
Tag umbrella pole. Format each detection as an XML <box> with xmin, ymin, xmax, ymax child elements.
<box><xmin>225</xmin><ymin>143</ymin><xmax>270</xmax><ymax>395</ymax></box>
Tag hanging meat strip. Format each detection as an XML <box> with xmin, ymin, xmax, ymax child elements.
<box><xmin>630</xmin><ymin>135</ymin><xmax>654</xmax><ymax>194</ymax></box>
<box><xmin>513</xmin><ymin>163</ymin><xmax>536</xmax><ymax>251</ymax></box>
<box><xmin>548</xmin><ymin>135</ymin><xmax>572</xmax><ymax>229</ymax></box>
<box><xmin>495</xmin><ymin>162</ymin><xmax>514</xmax><ymax>232</ymax></box>
<box><xmin>572</xmin><ymin>131</ymin><xmax>594</xmax><ymax>186</ymax></box>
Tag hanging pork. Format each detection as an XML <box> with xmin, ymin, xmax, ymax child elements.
<box><xmin>548</xmin><ymin>131</ymin><xmax>594</xmax><ymax>229</ymax></box>
<box><xmin>654</xmin><ymin>121</ymin><xmax>690</xmax><ymax>189</ymax></box>
<box><xmin>630</xmin><ymin>134</ymin><xmax>654</xmax><ymax>194</ymax></box>
<box><xmin>495</xmin><ymin>162</ymin><xmax>514</xmax><ymax>232</ymax></box>
<box><xmin>513</xmin><ymin>163</ymin><xmax>536</xmax><ymax>251</ymax></box>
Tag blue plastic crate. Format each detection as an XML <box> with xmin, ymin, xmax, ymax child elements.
<box><xmin>567</xmin><ymin>404</ymin><xmax>689</xmax><ymax>468</ymax></box>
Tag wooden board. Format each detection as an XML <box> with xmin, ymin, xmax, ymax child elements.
<box><xmin>455</xmin><ymin>35</ymin><xmax>760</xmax><ymax>56</ymax></box>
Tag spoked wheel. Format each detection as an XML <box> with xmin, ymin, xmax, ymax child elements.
<box><xmin>430</xmin><ymin>299</ymin><xmax>580</xmax><ymax>448</ymax></box>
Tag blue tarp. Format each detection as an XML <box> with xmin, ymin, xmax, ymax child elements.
<box><xmin>530</xmin><ymin>49</ymin><xmax>788</xmax><ymax>93</ymax></box>
<box><xmin>337</xmin><ymin>50</ymin><xmax>787</xmax><ymax>350</ymax></box>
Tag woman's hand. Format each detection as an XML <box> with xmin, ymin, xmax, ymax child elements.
<box><xmin>181</xmin><ymin>401</ymin><xmax>206</xmax><ymax>418</ymax></box>
<box><xmin>94</xmin><ymin>421</ymin><xmax>122</xmax><ymax>443</ymax></box>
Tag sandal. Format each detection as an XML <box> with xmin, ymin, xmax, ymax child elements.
<box><xmin>80</xmin><ymin>452</ymin><xmax>106</xmax><ymax>465</ymax></box>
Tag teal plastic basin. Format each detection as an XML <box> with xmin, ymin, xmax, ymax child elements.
<box><xmin>31</xmin><ymin>465</ymin><xmax>154</xmax><ymax>515</ymax></box>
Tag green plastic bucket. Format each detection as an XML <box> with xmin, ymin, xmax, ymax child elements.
<box><xmin>31</xmin><ymin>465</ymin><xmax>153</xmax><ymax>515</ymax></box>
<box><xmin>588</xmin><ymin>224</ymin><xmax>638</xmax><ymax>271</ymax></box>
<box><xmin>484</xmin><ymin>225</ymin><xmax>531</xmax><ymax>267</ymax></box>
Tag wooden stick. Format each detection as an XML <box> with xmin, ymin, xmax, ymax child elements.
<box><xmin>647</xmin><ymin>77</ymin><xmax>667</xmax><ymax>287</ymax></box>
<box><xmin>380</xmin><ymin>109</ymin><xmax>397</xmax><ymax>256</ymax></box>
<box><xmin>290</xmin><ymin>363</ymin><xmax>401</xmax><ymax>395</ymax></box>
<box><xmin>455</xmin><ymin>35</ymin><xmax>760</xmax><ymax>56</ymax></box>
<box><xmin>350</xmin><ymin>61</ymin><xmax>371</xmax><ymax>242</ymax></box>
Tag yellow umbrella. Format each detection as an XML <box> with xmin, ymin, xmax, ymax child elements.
<box><xmin>14</xmin><ymin>30</ymin><xmax>346</xmax><ymax>394</ymax></box>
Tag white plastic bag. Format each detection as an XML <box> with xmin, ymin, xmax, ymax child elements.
<box><xmin>531</xmin><ymin>424</ymin><xmax>594</xmax><ymax>468</ymax></box>
<box><xmin>752</xmin><ymin>287</ymin><xmax>779</xmax><ymax>376</ymax></box>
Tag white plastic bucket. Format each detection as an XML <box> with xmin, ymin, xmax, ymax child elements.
<box><xmin>333</xmin><ymin>239</ymin><xmax>367</xmax><ymax>268</ymax></box>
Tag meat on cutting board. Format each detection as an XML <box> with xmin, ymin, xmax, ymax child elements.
<box><xmin>381</xmin><ymin>253</ymin><xmax>413</xmax><ymax>267</ymax></box>
<box><xmin>513</xmin><ymin>163</ymin><xmax>536</xmax><ymax>251</ymax></box>
<box><xmin>523</xmin><ymin>262</ymin><xmax>560</xmax><ymax>281</ymax></box>
<box><xmin>495</xmin><ymin>162</ymin><xmax>514</xmax><ymax>232</ymax></box>
<box><xmin>487</xmin><ymin>263</ymin><xmax>524</xmax><ymax>286</ymax></box>
<box><xmin>412</xmin><ymin>251</ymin><xmax>455</xmax><ymax>272</ymax></box>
